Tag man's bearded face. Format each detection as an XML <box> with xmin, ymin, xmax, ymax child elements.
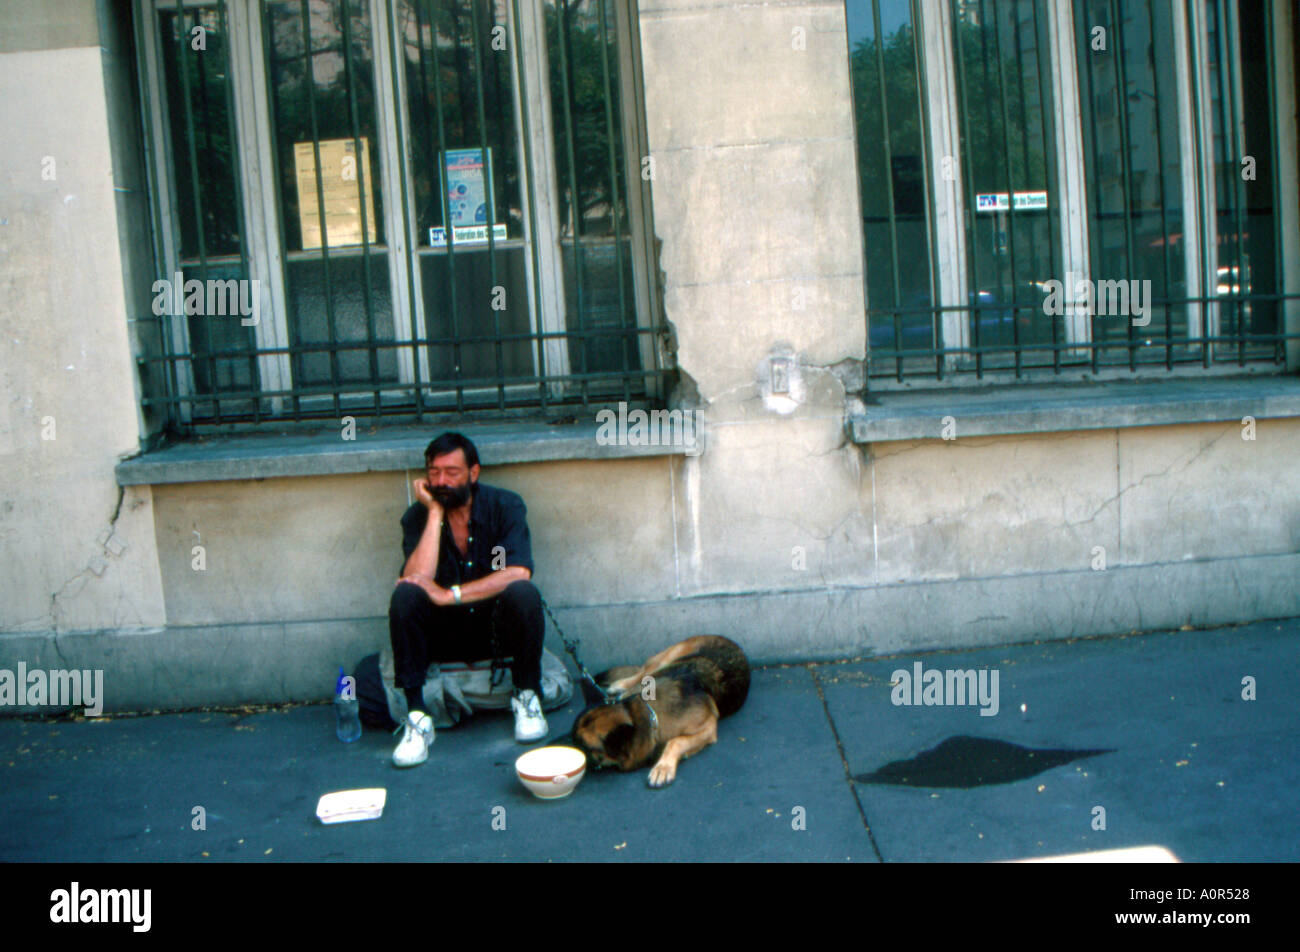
<box><xmin>426</xmin><ymin>450</ymin><xmax>476</xmax><ymax>510</ymax></box>
<box><xmin>432</xmin><ymin>479</ymin><xmax>472</xmax><ymax>509</ymax></box>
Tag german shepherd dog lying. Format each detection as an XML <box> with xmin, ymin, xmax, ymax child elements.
<box><xmin>570</xmin><ymin>636</ymin><xmax>750</xmax><ymax>787</ymax></box>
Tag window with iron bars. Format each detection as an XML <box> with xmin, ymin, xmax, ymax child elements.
<box><xmin>133</xmin><ymin>0</ymin><xmax>667</xmax><ymax>431</ymax></box>
<box><xmin>846</xmin><ymin>0</ymin><xmax>1297</xmax><ymax>388</ymax></box>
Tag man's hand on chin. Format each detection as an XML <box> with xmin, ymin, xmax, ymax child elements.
<box><xmin>412</xmin><ymin>479</ymin><xmax>443</xmax><ymax>516</ymax></box>
<box><xmin>395</xmin><ymin>575</ymin><xmax>455</xmax><ymax>606</ymax></box>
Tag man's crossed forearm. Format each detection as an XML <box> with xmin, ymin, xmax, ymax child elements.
<box><xmin>396</xmin><ymin>482</ymin><xmax>530</xmax><ymax>607</ymax></box>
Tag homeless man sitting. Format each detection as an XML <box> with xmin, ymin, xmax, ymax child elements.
<box><xmin>389</xmin><ymin>431</ymin><xmax>548</xmax><ymax>767</ymax></box>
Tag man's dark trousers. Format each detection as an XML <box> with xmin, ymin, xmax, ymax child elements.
<box><xmin>389</xmin><ymin>579</ymin><xmax>545</xmax><ymax>700</ymax></box>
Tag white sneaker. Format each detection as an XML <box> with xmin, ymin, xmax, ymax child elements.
<box><xmin>511</xmin><ymin>689</ymin><xmax>548</xmax><ymax>744</ymax></box>
<box><xmin>392</xmin><ymin>710</ymin><xmax>435</xmax><ymax>767</ymax></box>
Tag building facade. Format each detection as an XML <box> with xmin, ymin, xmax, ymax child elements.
<box><xmin>1</xmin><ymin>0</ymin><xmax>1298</xmax><ymax>712</ymax></box>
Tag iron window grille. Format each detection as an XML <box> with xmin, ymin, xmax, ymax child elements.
<box><xmin>132</xmin><ymin>0</ymin><xmax>669</xmax><ymax>432</ymax></box>
<box><xmin>846</xmin><ymin>0</ymin><xmax>1298</xmax><ymax>390</ymax></box>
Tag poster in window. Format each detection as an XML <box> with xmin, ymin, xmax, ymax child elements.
<box><xmin>428</xmin><ymin>148</ymin><xmax>507</xmax><ymax>247</ymax></box>
<box><xmin>294</xmin><ymin>137</ymin><xmax>376</xmax><ymax>250</ymax></box>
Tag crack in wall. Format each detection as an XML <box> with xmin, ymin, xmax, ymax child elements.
<box><xmin>867</xmin><ymin>429</ymin><xmax>1081</xmax><ymax>462</ymax></box>
<box><xmin>46</xmin><ymin>484</ymin><xmax>133</xmax><ymax>634</ymax></box>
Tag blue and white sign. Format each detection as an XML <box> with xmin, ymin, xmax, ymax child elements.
<box><xmin>445</xmin><ymin>148</ymin><xmax>490</xmax><ymax>226</ymax></box>
<box><xmin>429</xmin><ymin>148</ymin><xmax>506</xmax><ymax>246</ymax></box>
<box><xmin>428</xmin><ymin>224</ymin><xmax>508</xmax><ymax>247</ymax></box>
<box><xmin>975</xmin><ymin>190</ymin><xmax>1048</xmax><ymax>213</ymax></box>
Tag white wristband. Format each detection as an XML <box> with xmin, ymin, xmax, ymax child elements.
<box><xmin>451</xmin><ymin>585</ymin><xmax>462</xmax><ymax>605</ymax></box>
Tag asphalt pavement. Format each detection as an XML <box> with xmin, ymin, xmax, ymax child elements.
<box><xmin>2</xmin><ymin>617</ymin><xmax>1296</xmax><ymax>862</ymax></box>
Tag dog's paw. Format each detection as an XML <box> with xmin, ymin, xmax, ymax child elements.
<box><xmin>647</xmin><ymin>762</ymin><xmax>676</xmax><ymax>788</ymax></box>
<box><xmin>604</xmin><ymin>676</ymin><xmax>638</xmax><ymax>699</ymax></box>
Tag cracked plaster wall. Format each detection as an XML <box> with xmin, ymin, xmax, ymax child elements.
<box><xmin>630</xmin><ymin>0</ymin><xmax>1300</xmax><ymax>617</ymax></box>
<box><xmin>0</xmin><ymin>38</ymin><xmax>167</xmax><ymax>637</ymax></box>
<box><xmin>868</xmin><ymin>420</ymin><xmax>1300</xmax><ymax>588</ymax></box>
<box><xmin>641</xmin><ymin>0</ymin><xmax>867</xmax><ymax>399</ymax></box>
<box><xmin>3</xmin><ymin>0</ymin><xmax>1297</xmax><ymax>688</ymax></box>
<box><xmin>633</xmin><ymin>0</ymin><xmax>873</xmax><ymax>598</ymax></box>
<box><xmin>149</xmin><ymin>457</ymin><xmax>678</xmax><ymax>626</ymax></box>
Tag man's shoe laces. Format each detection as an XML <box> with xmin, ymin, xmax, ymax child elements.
<box><xmin>394</xmin><ymin>715</ymin><xmax>432</xmax><ymax>739</ymax></box>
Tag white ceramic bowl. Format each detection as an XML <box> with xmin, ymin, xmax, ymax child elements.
<box><xmin>515</xmin><ymin>745</ymin><xmax>587</xmax><ymax>800</ymax></box>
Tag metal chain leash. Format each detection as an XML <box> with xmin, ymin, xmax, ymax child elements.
<box><xmin>488</xmin><ymin>597</ymin><xmax>507</xmax><ymax>689</ymax></box>
<box><xmin>542</xmin><ymin>596</ymin><xmax>614</xmax><ymax>704</ymax></box>
<box><xmin>485</xmin><ymin>592</ymin><xmax>614</xmax><ymax>704</ymax></box>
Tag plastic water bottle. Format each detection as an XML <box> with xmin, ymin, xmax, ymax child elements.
<box><xmin>335</xmin><ymin>667</ymin><xmax>362</xmax><ymax>743</ymax></box>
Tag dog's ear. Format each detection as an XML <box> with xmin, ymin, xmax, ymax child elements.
<box><xmin>602</xmin><ymin>722</ymin><xmax>637</xmax><ymax>766</ymax></box>
<box><xmin>569</xmin><ymin>709</ymin><xmax>597</xmax><ymax>750</ymax></box>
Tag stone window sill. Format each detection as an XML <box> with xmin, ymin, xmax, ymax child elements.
<box><xmin>848</xmin><ymin>374</ymin><xmax>1300</xmax><ymax>443</ymax></box>
<box><xmin>115</xmin><ymin>421</ymin><xmax>697</xmax><ymax>486</ymax></box>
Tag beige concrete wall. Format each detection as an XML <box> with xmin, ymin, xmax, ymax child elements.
<box><xmin>639</xmin><ymin>0</ymin><xmax>866</xmax><ymax>397</ymax></box>
<box><xmin>636</xmin><ymin>0</ymin><xmax>872</xmax><ymax>601</ymax></box>
<box><xmin>1</xmin><ymin>0</ymin><xmax>1297</xmax><ymax>713</ymax></box>
<box><xmin>868</xmin><ymin>419</ymin><xmax>1300</xmax><ymax>585</ymax></box>
<box><xmin>1117</xmin><ymin>420</ymin><xmax>1300</xmax><ymax>563</ymax></box>
<box><xmin>0</xmin><ymin>36</ymin><xmax>167</xmax><ymax>635</ymax></box>
<box><xmin>142</xmin><ymin>417</ymin><xmax>1300</xmax><ymax>651</ymax></box>
<box><xmin>0</xmin><ymin>0</ymin><xmax>100</xmax><ymax>54</ymax></box>
<box><xmin>5</xmin><ymin>0</ymin><xmax>1295</xmax><ymax>640</ymax></box>
<box><xmin>149</xmin><ymin>456</ymin><xmax>679</xmax><ymax>626</ymax></box>
<box><xmin>624</xmin><ymin>1</ymin><xmax>1298</xmax><ymax>625</ymax></box>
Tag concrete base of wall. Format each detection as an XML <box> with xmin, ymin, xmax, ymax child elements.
<box><xmin>3</xmin><ymin>551</ymin><xmax>1296</xmax><ymax>714</ymax></box>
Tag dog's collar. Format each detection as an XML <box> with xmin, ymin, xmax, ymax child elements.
<box><xmin>639</xmin><ymin>695</ymin><xmax>659</xmax><ymax>741</ymax></box>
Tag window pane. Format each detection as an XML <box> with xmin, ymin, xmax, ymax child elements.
<box><xmin>420</xmin><ymin>249</ymin><xmax>534</xmax><ymax>395</ymax></box>
<box><xmin>265</xmin><ymin>0</ymin><xmax>397</xmax><ymax>393</ymax></box>
<box><xmin>846</xmin><ymin>0</ymin><xmax>936</xmax><ymax>355</ymax></box>
<box><xmin>952</xmin><ymin>0</ymin><xmax>1060</xmax><ymax>364</ymax></box>
<box><xmin>286</xmin><ymin>255</ymin><xmax>396</xmax><ymax>384</ymax></box>
<box><xmin>158</xmin><ymin>4</ymin><xmax>257</xmax><ymax>405</ymax></box>
<box><xmin>546</xmin><ymin>0</ymin><xmax>642</xmax><ymax>388</ymax></box>
<box><xmin>398</xmin><ymin>0</ymin><xmax>522</xmax><ymax>245</ymax></box>
<box><xmin>1205</xmin><ymin>0</ymin><xmax>1279</xmax><ymax>358</ymax></box>
<box><xmin>159</xmin><ymin>6</ymin><xmax>243</xmax><ymax>259</ymax></box>
<box><xmin>562</xmin><ymin>239</ymin><xmax>637</xmax><ymax>376</ymax></box>
<box><xmin>179</xmin><ymin>263</ymin><xmax>259</xmax><ymax>401</ymax></box>
<box><xmin>1076</xmin><ymin>0</ymin><xmax>1190</xmax><ymax>364</ymax></box>
<box><xmin>396</xmin><ymin>0</ymin><xmax>528</xmax><ymax>398</ymax></box>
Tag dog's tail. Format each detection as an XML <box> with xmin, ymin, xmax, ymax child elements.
<box><xmin>685</xmin><ymin>636</ymin><xmax>750</xmax><ymax>718</ymax></box>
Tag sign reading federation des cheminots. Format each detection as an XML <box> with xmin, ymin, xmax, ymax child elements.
<box><xmin>974</xmin><ymin>190</ymin><xmax>1048</xmax><ymax>213</ymax></box>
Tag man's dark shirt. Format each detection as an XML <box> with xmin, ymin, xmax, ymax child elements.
<box><xmin>399</xmin><ymin>483</ymin><xmax>534</xmax><ymax>597</ymax></box>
